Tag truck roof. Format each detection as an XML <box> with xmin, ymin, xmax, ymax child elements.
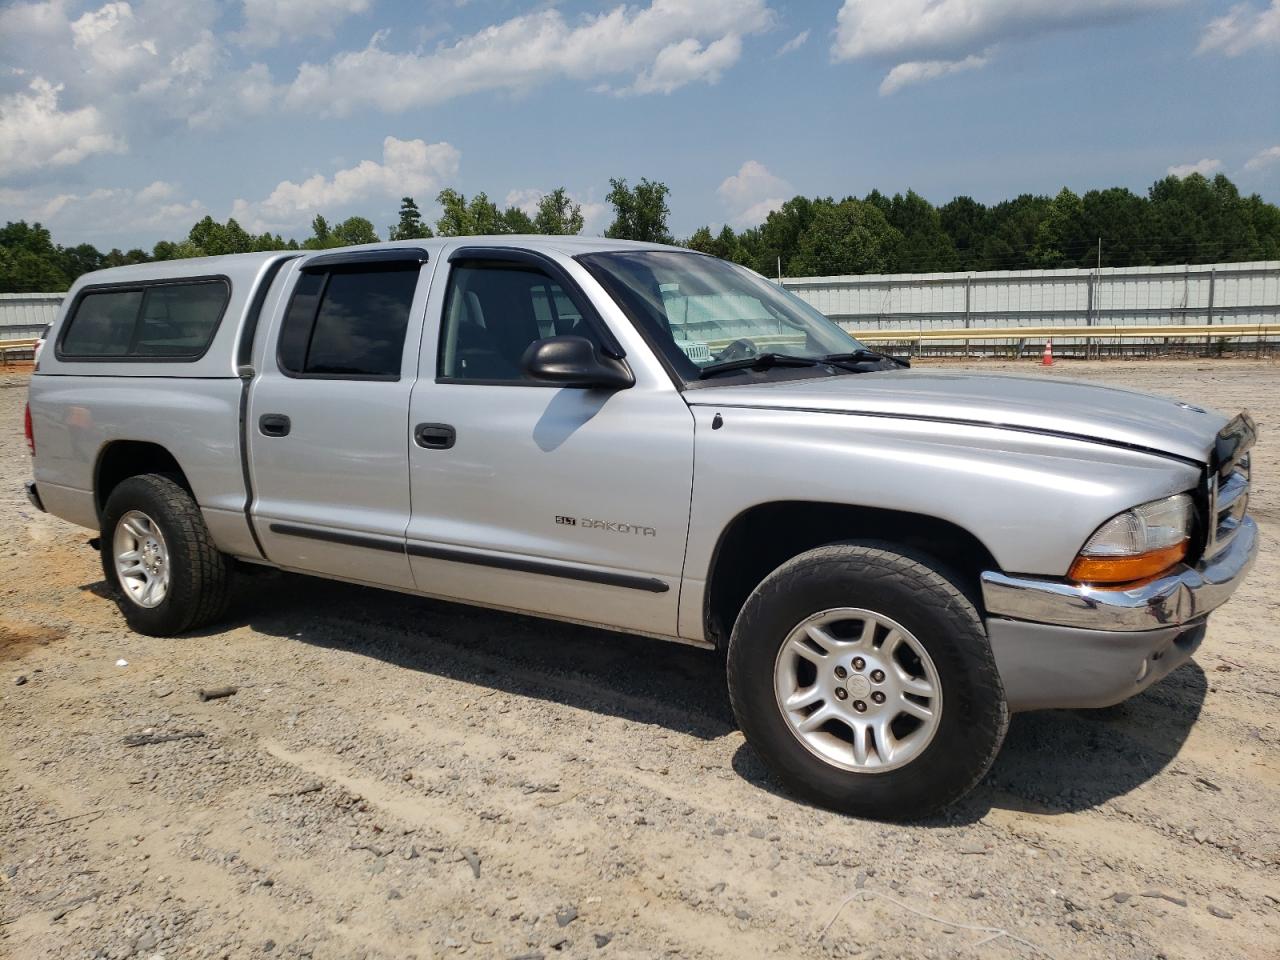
<box><xmin>77</xmin><ymin>235</ymin><xmax>683</xmax><ymax>287</ymax></box>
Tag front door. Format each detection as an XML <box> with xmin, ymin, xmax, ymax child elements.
<box><xmin>405</xmin><ymin>247</ymin><xmax>695</xmax><ymax>636</ymax></box>
<box><xmin>248</xmin><ymin>250</ymin><xmax>433</xmax><ymax>590</ymax></box>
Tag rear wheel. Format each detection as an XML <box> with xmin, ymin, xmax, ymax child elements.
<box><xmin>100</xmin><ymin>474</ymin><xmax>230</xmax><ymax>636</ymax></box>
<box><xmin>726</xmin><ymin>542</ymin><xmax>1007</xmax><ymax>820</ymax></box>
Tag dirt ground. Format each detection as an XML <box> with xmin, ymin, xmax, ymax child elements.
<box><xmin>2</xmin><ymin>358</ymin><xmax>1278</xmax><ymax>960</ymax></box>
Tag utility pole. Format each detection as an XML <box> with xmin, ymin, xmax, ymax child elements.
<box><xmin>777</xmin><ymin>256</ymin><xmax>782</xmax><ymax>283</ymax></box>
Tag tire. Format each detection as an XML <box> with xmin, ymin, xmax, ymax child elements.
<box><xmin>100</xmin><ymin>474</ymin><xmax>231</xmax><ymax>637</ymax></box>
<box><xmin>726</xmin><ymin>542</ymin><xmax>1008</xmax><ymax>820</ymax></box>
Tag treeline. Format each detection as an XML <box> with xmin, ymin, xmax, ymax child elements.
<box><xmin>3</xmin><ymin>172</ymin><xmax>1279</xmax><ymax>293</ymax></box>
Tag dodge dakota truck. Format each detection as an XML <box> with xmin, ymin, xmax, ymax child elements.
<box><xmin>24</xmin><ymin>237</ymin><xmax>1258</xmax><ymax>818</ymax></box>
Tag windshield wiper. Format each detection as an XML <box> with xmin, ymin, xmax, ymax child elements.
<box><xmin>698</xmin><ymin>353</ymin><xmax>825</xmax><ymax>379</ymax></box>
<box><xmin>822</xmin><ymin>349</ymin><xmax>910</xmax><ymax>369</ymax></box>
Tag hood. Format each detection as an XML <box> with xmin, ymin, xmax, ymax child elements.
<box><xmin>686</xmin><ymin>370</ymin><xmax>1230</xmax><ymax>463</ymax></box>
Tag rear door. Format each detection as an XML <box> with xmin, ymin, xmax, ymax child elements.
<box><xmin>247</xmin><ymin>248</ymin><xmax>433</xmax><ymax>589</ymax></box>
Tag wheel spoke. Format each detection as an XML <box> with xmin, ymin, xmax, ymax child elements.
<box><xmin>851</xmin><ymin>721</ymin><xmax>871</xmax><ymax>766</ymax></box>
<box><xmin>122</xmin><ymin>517</ymin><xmax>148</xmax><ymax>541</ymax></box>
<box><xmin>881</xmin><ymin>629</ymin><xmax>903</xmax><ymax>657</ymax></box>
<box><xmin>859</xmin><ymin>617</ymin><xmax>877</xmax><ymax>647</ymax></box>
<box><xmin>893</xmin><ymin>662</ymin><xmax>934</xmax><ymax>697</ymax></box>
<box><xmin>898</xmin><ymin>695</ymin><xmax>934</xmax><ymax>721</ymax></box>
<box><xmin>871</xmin><ymin>716</ymin><xmax>898</xmax><ymax>764</ymax></box>
<box><xmin>784</xmin><ymin>686</ymin><xmax>825</xmax><ymax>712</ymax></box>
<box><xmin>786</xmin><ymin>634</ymin><xmax>828</xmax><ymax>664</ymax></box>
<box><xmin>796</xmin><ymin>706</ymin><xmax>834</xmax><ymax>733</ymax></box>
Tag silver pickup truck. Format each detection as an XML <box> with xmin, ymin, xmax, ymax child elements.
<box><xmin>24</xmin><ymin>237</ymin><xmax>1258</xmax><ymax>819</ymax></box>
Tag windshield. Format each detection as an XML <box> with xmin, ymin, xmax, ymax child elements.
<box><xmin>577</xmin><ymin>251</ymin><xmax>868</xmax><ymax>383</ymax></box>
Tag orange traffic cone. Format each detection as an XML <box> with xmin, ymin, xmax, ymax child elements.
<box><xmin>1042</xmin><ymin>339</ymin><xmax>1054</xmax><ymax>366</ymax></box>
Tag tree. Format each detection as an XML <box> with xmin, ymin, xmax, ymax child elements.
<box><xmin>534</xmin><ymin>188</ymin><xmax>585</xmax><ymax>235</ymax></box>
<box><xmin>604</xmin><ymin>177</ymin><xmax>672</xmax><ymax>243</ymax></box>
<box><xmin>502</xmin><ymin>206</ymin><xmax>535</xmax><ymax>234</ymax></box>
<box><xmin>0</xmin><ymin>221</ymin><xmax>70</xmax><ymax>292</ymax></box>
<box><xmin>790</xmin><ymin>199</ymin><xmax>901</xmax><ymax>277</ymax></box>
<box><xmin>938</xmin><ymin>196</ymin><xmax>988</xmax><ymax>271</ymax></box>
<box><xmin>884</xmin><ymin>190</ymin><xmax>958</xmax><ymax>272</ymax></box>
<box><xmin>1029</xmin><ymin>187</ymin><xmax>1085</xmax><ymax>268</ymax></box>
<box><xmin>389</xmin><ymin>196</ymin><xmax>432</xmax><ymax>240</ymax></box>
<box><xmin>330</xmin><ymin>217</ymin><xmax>379</xmax><ymax>246</ymax></box>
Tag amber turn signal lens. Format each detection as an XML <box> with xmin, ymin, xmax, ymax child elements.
<box><xmin>1068</xmin><ymin>540</ymin><xmax>1188</xmax><ymax>585</ymax></box>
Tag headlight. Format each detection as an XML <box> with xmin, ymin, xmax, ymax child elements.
<box><xmin>1068</xmin><ymin>494</ymin><xmax>1193</xmax><ymax>584</ymax></box>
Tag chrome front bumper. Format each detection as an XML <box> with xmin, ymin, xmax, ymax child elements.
<box><xmin>979</xmin><ymin>517</ymin><xmax>1258</xmax><ymax>712</ymax></box>
<box><xmin>980</xmin><ymin>516</ymin><xmax>1258</xmax><ymax>632</ymax></box>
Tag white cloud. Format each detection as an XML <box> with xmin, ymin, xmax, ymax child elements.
<box><xmin>504</xmin><ymin>188</ymin><xmax>545</xmax><ymax>217</ymax></box>
<box><xmin>238</xmin><ymin>0</ymin><xmax>373</xmax><ymax>49</ymax></box>
<box><xmin>0</xmin><ymin>77</ymin><xmax>126</xmax><ymax>177</ymax></box>
<box><xmin>625</xmin><ymin>34</ymin><xmax>743</xmax><ymax>95</ymax></box>
<box><xmin>1197</xmin><ymin>1</ymin><xmax>1280</xmax><ymax>56</ymax></box>
<box><xmin>717</xmin><ymin>160</ymin><xmax>791</xmax><ymax>226</ymax></box>
<box><xmin>1</xmin><ymin>0</ymin><xmax>233</xmax><ymax>138</ymax></box>
<box><xmin>833</xmin><ymin>0</ymin><xmax>1177</xmax><ymax>90</ymax></box>
<box><xmin>833</xmin><ymin>0</ymin><xmax>1178</xmax><ymax>61</ymax></box>
<box><xmin>283</xmin><ymin>0</ymin><xmax>774</xmax><ymax>114</ymax></box>
<box><xmin>1244</xmin><ymin>145</ymin><xmax>1280</xmax><ymax>171</ymax></box>
<box><xmin>5</xmin><ymin>179</ymin><xmax>204</xmax><ymax>238</ymax></box>
<box><xmin>231</xmin><ymin>136</ymin><xmax>460</xmax><ymax>232</ymax></box>
<box><xmin>879</xmin><ymin>54</ymin><xmax>989</xmax><ymax>94</ymax></box>
<box><xmin>1166</xmin><ymin>158</ymin><xmax>1222</xmax><ymax>178</ymax></box>
<box><xmin>775</xmin><ymin>29</ymin><xmax>809</xmax><ymax>56</ymax></box>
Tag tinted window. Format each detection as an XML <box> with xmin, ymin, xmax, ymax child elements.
<box><xmin>278</xmin><ymin>265</ymin><xmax>418</xmax><ymax>379</ymax></box>
<box><xmin>134</xmin><ymin>283</ymin><xmax>227</xmax><ymax>356</ymax></box>
<box><xmin>59</xmin><ymin>281</ymin><xmax>228</xmax><ymax>359</ymax></box>
<box><xmin>439</xmin><ymin>264</ymin><xmax>598</xmax><ymax>382</ymax></box>
<box><xmin>60</xmin><ymin>290</ymin><xmax>143</xmax><ymax>357</ymax></box>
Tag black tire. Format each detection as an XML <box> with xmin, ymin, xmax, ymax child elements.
<box><xmin>726</xmin><ymin>542</ymin><xmax>1008</xmax><ymax>820</ymax></box>
<box><xmin>100</xmin><ymin>474</ymin><xmax>231</xmax><ymax>636</ymax></box>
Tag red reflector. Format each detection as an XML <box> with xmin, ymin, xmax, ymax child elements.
<box><xmin>24</xmin><ymin>402</ymin><xmax>34</xmax><ymax>456</ymax></box>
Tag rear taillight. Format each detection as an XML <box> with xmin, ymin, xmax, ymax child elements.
<box><xmin>24</xmin><ymin>402</ymin><xmax>34</xmax><ymax>456</ymax></box>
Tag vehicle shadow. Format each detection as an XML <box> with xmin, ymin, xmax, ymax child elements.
<box><xmin>199</xmin><ymin>570</ymin><xmax>1207</xmax><ymax>819</ymax></box>
<box><xmin>732</xmin><ymin>660</ymin><xmax>1209</xmax><ymax>823</ymax></box>
<box><xmin>201</xmin><ymin>569</ymin><xmax>737</xmax><ymax>741</ymax></box>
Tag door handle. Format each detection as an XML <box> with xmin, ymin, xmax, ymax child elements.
<box><xmin>259</xmin><ymin>413</ymin><xmax>292</xmax><ymax>437</ymax></box>
<box><xmin>415</xmin><ymin>422</ymin><xmax>456</xmax><ymax>449</ymax></box>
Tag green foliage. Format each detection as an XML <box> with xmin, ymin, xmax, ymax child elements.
<box><xmin>605</xmin><ymin>177</ymin><xmax>672</xmax><ymax>243</ymax></box>
<box><xmin>5</xmin><ymin>171</ymin><xmax>1280</xmax><ymax>292</ymax></box>
<box><xmin>789</xmin><ymin>199</ymin><xmax>901</xmax><ymax>276</ymax></box>
<box><xmin>0</xmin><ymin>222</ymin><xmax>70</xmax><ymax>291</ymax></box>
<box><xmin>533</xmin><ymin>188</ymin><xmax>585</xmax><ymax>235</ymax></box>
<box><xmin>303</xmin><ymin>215</ymin><xmax>380</xmax><ymax>249</ymax></box>
<box><xmin>389</xmin><ymin>197</ymin><xmax>432</xmax><ymax>241</ymax></box>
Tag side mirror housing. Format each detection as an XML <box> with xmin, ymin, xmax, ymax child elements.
<box><xmin>521</xmin><ymin>336</ymin><xmax>634</xmax><ymax>389</ymax></box>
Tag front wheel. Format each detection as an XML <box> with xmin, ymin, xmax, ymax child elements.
<box><xmin>100</xmin><ymin>474</ymin><xmax>231</xmax><ymax>636</ymax></box>
<box><xmin>726</xmin><ymin>542</ymin><xmax>1008</xmax><ymax>820</ymax></box>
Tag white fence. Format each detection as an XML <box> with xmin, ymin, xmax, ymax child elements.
<box><xmin>780</xmin><ymin>261</ymin><xmax>1279</xmax><ymax>354</ymax></box>
<box><xmin>0</xmin><ymin>293</ymin><xmax>62</xmax><ymax>341</ymax></box>
<box><xmin>6</xmin><ymin>261</ymin><xmax>1280</xmax><ymax>357</ymax></box>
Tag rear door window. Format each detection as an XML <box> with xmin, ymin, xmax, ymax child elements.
<box><xmin>58</xmin><ymin>280</ymin><xmax>229</xmax><ymax>360</ymax></box>
<box><xmin>277</xmin><ymin>264</ymin><xmax>420</xmax><ymax>380</ymax></box>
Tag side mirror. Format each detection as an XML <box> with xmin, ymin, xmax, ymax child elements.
<box><xmin>521</xmin><ymin>336</ymin><xmax>634</xmax><ymax>389</ymax></box>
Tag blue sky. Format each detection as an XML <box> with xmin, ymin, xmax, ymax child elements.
<box><xmin>1</xmin><ymin>0</ymin><xmax>1277</xmax><ymax>249</ymax></box>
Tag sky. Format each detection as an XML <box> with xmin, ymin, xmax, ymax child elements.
<box><xmin>1</xmin><ymin>0</ymin><xmax>1278</xmax><ymax>250</ymax></box>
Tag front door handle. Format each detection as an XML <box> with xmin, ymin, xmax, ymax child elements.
<box><xmin>259</xmin><ymin>413</ymin><xmax>292</xmax><ymax>437</ymax></box>
<box><xmin>415</xmin><ymin>422</ymin><xmax>456</xmax><ymax>449</ymax></box>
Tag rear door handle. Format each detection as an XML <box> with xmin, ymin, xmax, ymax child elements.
<box><xmin>415</xmin><ymin>423</ymin><xmax>456</xmax><ymax>449</ymax></box>
<box><xmin>259</xmin><ymin>413</ymin><xmax>291</xmax><ymax>437</ymax></box>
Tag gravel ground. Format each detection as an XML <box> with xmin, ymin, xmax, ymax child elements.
<box><xmin>2</xmin><ymin>358</ymin><xmax>1278</xmax><ymax>960</ymax></box>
